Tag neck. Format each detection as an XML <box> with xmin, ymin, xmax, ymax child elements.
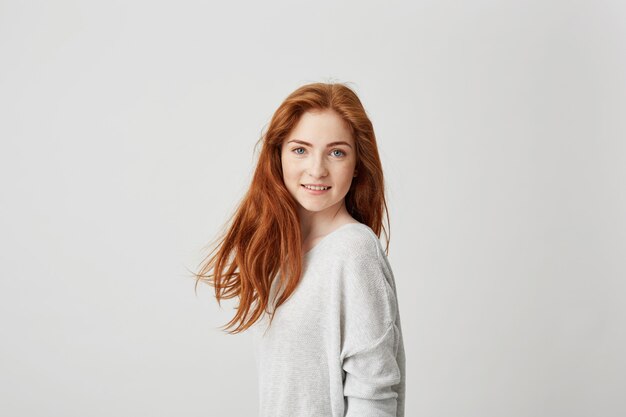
<box><xmin>298</xmin><ymin>200</ymin><xmax>353</xmax><ymax>240</ymax></box>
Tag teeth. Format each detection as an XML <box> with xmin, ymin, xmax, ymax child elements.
<box><xmin>304</xmin><ymin>185</ymin><xmax>329</xmax><ymax>191</ymax></box>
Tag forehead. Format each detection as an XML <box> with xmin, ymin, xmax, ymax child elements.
<box><xmin>286</xmin><ymin>109</ymin><xmax>353</xmax><ymax>146</ymax></box>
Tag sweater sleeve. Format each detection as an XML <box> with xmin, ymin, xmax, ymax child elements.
<box><xmin>339</xmin><ymin>237</ymin><xmax>402</xmax><ymax>417</ymax></box>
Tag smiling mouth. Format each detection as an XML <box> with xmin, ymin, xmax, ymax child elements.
<box><xmin>301</xmin><ymin>184</ymin><xmax>332</xmax><ymax>191</ymax></box>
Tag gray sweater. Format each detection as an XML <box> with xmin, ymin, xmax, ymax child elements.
<box><xmin>252</xmin><ymin>222</ymin><xmax>406</xmax><ymax>416</ymax></box>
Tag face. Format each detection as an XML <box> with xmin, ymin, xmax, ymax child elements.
<box><xmin>281</xmin><ymin>109</ymin><xmax>357</xmax><ymax>220</ymax></box>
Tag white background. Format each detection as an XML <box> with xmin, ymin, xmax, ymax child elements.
<box><xmin>1</xmin><ymin>1</ymin><xmax>625</xmax><ymax>416</ymax></box>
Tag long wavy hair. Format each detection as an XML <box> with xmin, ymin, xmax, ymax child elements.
<box><xmin>193</xmin><ymin>82</ymin><xmax>391</xmax><ymax>335</ymax></box>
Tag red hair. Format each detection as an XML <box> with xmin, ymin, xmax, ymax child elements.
<box><xmin>193</xmin><ymin>82</ymin><xmax>391</xmax><ymax>334</ymax></box>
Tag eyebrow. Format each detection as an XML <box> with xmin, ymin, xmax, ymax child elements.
<box><xmin>286</xmin><ymin>139</ymin><xmax>353</xmax><ymax>149</ymax></box>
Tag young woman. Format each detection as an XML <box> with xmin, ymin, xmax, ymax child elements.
<box><xmin>195</xmin><ymin>82</ymin><xmax>406</xmax><ymax>416</ymax></box>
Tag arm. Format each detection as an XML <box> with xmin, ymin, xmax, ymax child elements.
<box><xmin>338</xmin><ymin>234</ymin><xmax>404</xmax><ymax>416</ymax></box>
<box><xmin>343</xmin><ymin>321</ymin><xmax>402</xmax><ymax>417</ymax></box>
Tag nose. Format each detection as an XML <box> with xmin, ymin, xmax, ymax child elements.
<box><xmin>307</xmin><ymin>153</ymin><xmax>328</xmax><ymax>178</ymax></box>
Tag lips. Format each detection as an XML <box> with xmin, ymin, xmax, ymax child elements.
<box><xmin>301</xmin><ymin>184</ymin><xmax>332</xmax><ymax>193</ymax></box>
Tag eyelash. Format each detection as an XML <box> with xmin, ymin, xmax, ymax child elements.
<box><xmin>292</xmin><ymin>147</ymin><xmax>347</xmax><ymax>157</ymax></box>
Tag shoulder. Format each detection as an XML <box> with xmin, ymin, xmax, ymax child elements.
<box><xmin>310</xmin><ymin>222</ymin><xmax>393</xmax><ymax>284</ymax></box>
<box><xmin>330</xmin><ymin>225</ymin><xmax>398</xmax><ymax>345</ymax></box>
<box><xmin>328</xmin><ymin>224</ymin><xmax>394</xmax><ymax>290</ymax></box>
<box><xmin>332</xmin><ymin>223</ymin><xmax>382</xmax><ymax>261</ymax></box>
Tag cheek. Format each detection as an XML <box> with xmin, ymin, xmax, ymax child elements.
<box><xmin>280</xmin><ymin>156</ymin><xmax>297</xmax><ymax>183</ymax></box>
<box><xmin>280</xmin><ymin>150</ymin><xmax>289</xmax><ymax>172</ymax></box>
<box><xmin>337</xmin><ymin>165</ymin><xmax>356</xmax><ymax>183</ymax></box>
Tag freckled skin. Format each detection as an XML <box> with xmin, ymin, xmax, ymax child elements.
<box><xmin>280</xmin><ymin>109</ymin><xmax>359</xmax><ymax>246</ymax></box>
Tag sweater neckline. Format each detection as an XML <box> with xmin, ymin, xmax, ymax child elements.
<box><xmin>303</xmin><ymin>222</ymin><xmax>366</xmax><ymax>258</ymax></box>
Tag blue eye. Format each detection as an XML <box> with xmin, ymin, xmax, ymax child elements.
<box><xmin>291</xmin><ymin>147</ymin><xmax>346</xmax><ymax>157</ymax></box>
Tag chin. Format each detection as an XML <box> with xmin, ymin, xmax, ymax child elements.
<box><xmin>298</xmin><ymin>203</ymin><xmax>325</xmax><ymax>212</ymax></box>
